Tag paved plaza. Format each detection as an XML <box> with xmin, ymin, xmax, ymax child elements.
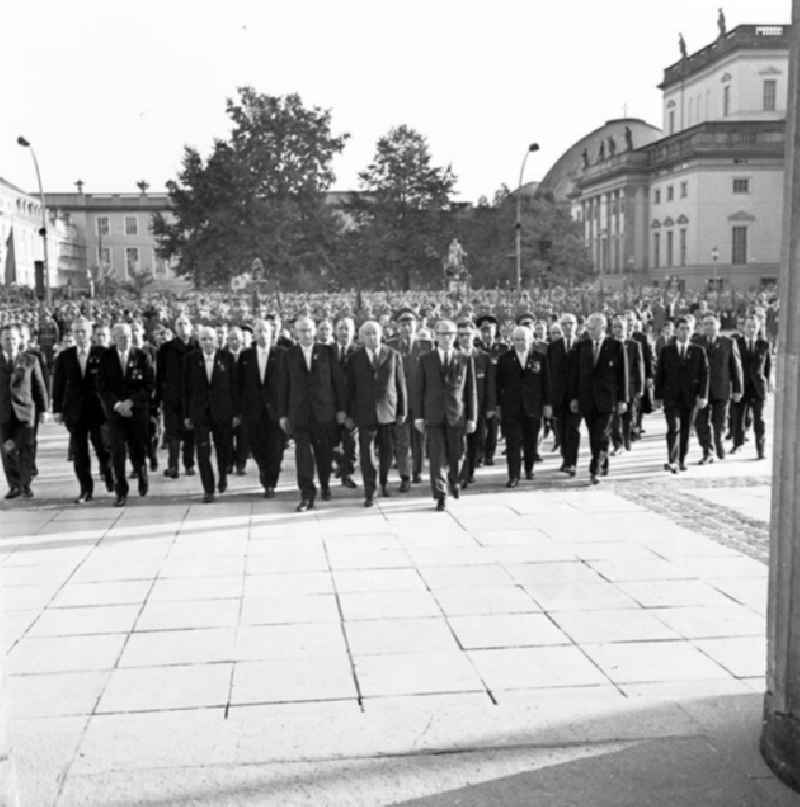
<box><xmin>2</xmin><ymin>407</ymin><xmax>798</xmax><ymax>806</ymax></box>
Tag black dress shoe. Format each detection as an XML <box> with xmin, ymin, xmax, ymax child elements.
<box><xmin>296</xmin><ymin>498</ymin><xmax>314</xmax><ymax>512</ymax></box>
<box><xmin>590</xmin><ymin>474</ymin><xmax>600</xmax><ymax>485</ymax></box>
<box><xmin>364</xmin><ymin>496</ymin><xmax>374</xmax><ymax>508</ymax></box>
<box><xmin>380</xmin><ymin>484</ymin><xmax>390</xmax><ymax>498</ymax></box>
<box><xmin>460</xmin><ymin>478</ymin><xmax>469</xmax><ymax>489</ymax></box>
<box><xmin>218</xmin><ymin>477</ymin><xmax>227</xmax><ymax>494</ymax></box>
<box><xmin>341</xmin><ymin>475</ymin><xmax>357</xmax><ymax>489</ymax></box>
<box><xmin>114</xmin><ymin>495</ymin><xmax>127</xmax><ymax>507</ymax></box>
<box><xmin>104</xmin><ymin>470</ymin><xmax>115</xmax><ymax>492</ymax></box>
<box><xmin>412</xmin><ymin>473</ymin><xmax>422</xmax><ymax>484</ymax></box>
<box><xmin>235</xmin><ymin>465</ymin><xmax>247</xmax><ymax>476</ymax></box>
<box><xmin>138</xmin><ymin>474</ymin><xmax>148</xmax><ymax>497</ymax></box>
<box><xmin>184</xmin><ymin>467</ymin><xmax>196</xmax><ymax>476</ymax></box>
<box><xmin>679</xmin><ymin>462</ymin><xmax>688</xmax><ymax>472</ymax></box>
<box><xmin>5</xmin><ymin>487</ymin><xmax>20</xmax><ymax>499</ymax></box>
<box><xmin>263</xmin><ymin>486</ymin><xmax>275</xmax><ymax>498</ymax></box>
<box><xmin>74</xmin><ymin>491</ymin><xmax>93</xmax><ymax>504</ymax></box>
<box><xmin>757</xmin><ymin>451</ymin><xmax>766</xmax><ymax>460</ymax></box>
<box><xmin>451</xmin><ymin>485</ymin><xmax>460</xmax><ymax>499</ymax></box>
<box><xmin>524</xmin><ymin>470</ymin><xmax>534</xmax><ymax>481</ymax></box>
<box><xmin>399</xmin><ymin>477</ymin><xmax>411</xmax><ymax>493</ymax></box>
<box><xmin>435</xmin><ymin>496</ymin><xmax>446</xmax><ymax>512</ymax></box>
<box><xmin>506</xmin><ymin>478</ymin><xmax>520</xmax><ymax>488</ymax></box>
<box><xmin>321</xmin><ymin>487</ymin><xmax>332</xmax><ymax>502</ymax></box>
<box><xmin>559</xmin><ymin>463</ymin><xmax>568</xmax><ymax>473</ymax></box>
<box><xmin>717</xmin><ymin>448</ymin><xmax>725</xmax><ymax>461</ymax></box>
<box><xmin>567</xmin><ymin>467</ymin><xmax>577</xmax><ymax>478</ymax></box>
<box><xmin>729</xmin><ymin>445</ymin><xmax>739</xmax><ymax>455</ymax></box>
<box><xmin>163</xmin><ymin>468</ymin><xmax>178</xmax><ymax>479</ymax></box>
<box><xmin>203</xmin><ymin>492</ymin><xmax>215</xmax><ymax>503</ymax></box>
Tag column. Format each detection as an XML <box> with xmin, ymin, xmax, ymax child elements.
<box><xmin>761</xmin><ymin>4</ymin><xmax>800</xmax><ymax>790</ymax></box>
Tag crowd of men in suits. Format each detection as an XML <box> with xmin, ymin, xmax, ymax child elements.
<box><xmin>0</xmin><ymin>301</ymin><xmax>772</xmax><ymax>511</ymax></box>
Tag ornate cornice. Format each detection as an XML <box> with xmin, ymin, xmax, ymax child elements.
<box><xmin>728</xmin><ymin>210</ymin><xmax>757</xmax><ymax>221</ymax></box>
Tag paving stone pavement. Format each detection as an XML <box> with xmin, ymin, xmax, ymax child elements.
<box><xmin>1</xmin><ymin>403</ymin><xmax>797</xmax><ymax>806</ymax></box>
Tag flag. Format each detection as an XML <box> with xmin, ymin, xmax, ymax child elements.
<box><xmin>4</xmin><ymin>227</ymin><xmax>16</xmax><ymax>286</ymax></box>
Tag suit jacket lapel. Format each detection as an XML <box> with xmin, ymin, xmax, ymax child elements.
<box><xmin>375</xmin><ymin>345</ymin><xmax>389</xmax><ymax>369</ymax></box>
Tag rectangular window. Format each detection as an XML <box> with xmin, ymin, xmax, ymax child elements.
<box><xmin>669</xmin><ymin>109</ymin><xmax>675</xmax><ymax>134</ymax></box>
<box><xmin>156</xmin><ymin>258</ymin><xmax>167</xmax><ymax>275</ymax></box>
<box><xmin>732</xmin><ymin>178</ymin><xmax>750</xmax><ymax>194</ymax></box>
<box><xmin>732</xmin><ymin>226</ymin><xmax>747</xmax><ymax>264</ymax></box>
<box><xmin>124</xmin><ymin>215</ymin><xmax>139</xmax><ymax>236</ymax></box>
<box><xmin>653</xmin><ymin>232</ymin><xmax>661</xmax><ymax>269</ymax></box>
<box><xmin>763</xmin><ymin>79</ymin><xmax>777</xmax><ymax>111</ymax></box>
<box><xmin>96</xmin><ymin>216</ymin><xmax>109</xmax><ymax>237</ymax></box>
<box><xmin>654</xmin><ymin>189</ymin><xmax>661</xmax><ymax>205</ymax></box>
<box><xmin>667</xmin><ymin>185</ymin><xmax>674</xmax><ymax>202</ymax></box>
<box><xmin>723</xmin><ymin>85</ymin><xmax>731</xmax><ymax>117</ymax></box>
<box><xmin>666</xmin><ymin>230</ymin><xmax>674</xmax><ymax>267</ymax></box>
<box><xmin>125</xmin><ymin>247</ymin><xmax>140</xmax><ymax>277</ymax></box>
<box><xmin>679</xmin><ymin>228</ymin><xmax>687</xmax><ymax>266</ymax></box>
<box><xmin>680</xmin><ymin>181</ymin><xmax>688</xmax><ymax>198</ymax></box>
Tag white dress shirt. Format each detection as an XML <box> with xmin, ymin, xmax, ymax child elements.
<box><xmin>516</xmin><ymin>349</ymin><xmax>527</xmax><ymax>368</ymax></box>
<box><xmin>204</xmin><ymin>352</ymin><xmax>215</xmax><ymax>383</ymax></box>
<box><xmin>118</xmin><ymin>349</ymin><xmax>128</xmax><ymax>372</ymax></box>
<box><xmin>439</xmin><ymin>348</ymin><xmax>452</xmax><ymax>368</ymax></box>
<box><xmin>302</xmin><ymin>345</ymin><xmax>314</xmax><ymax>371</ymax></box>
<box><xmin>78</xmin><ymin>348</ymin><xmax>88</xmax><ymax>378</ymax></box>
<box><xmin>257</xmin><ymin>345</ymin><xmax>269</xmax><ymax>383</ymax></box>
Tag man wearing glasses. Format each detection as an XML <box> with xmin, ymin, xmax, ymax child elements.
<box><xmin>416</xmin><ymin>320</ymin><xmax>477</xmax><ymax>511</ymax></box>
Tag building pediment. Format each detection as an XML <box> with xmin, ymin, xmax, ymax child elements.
<box><xmin>677</xmin><ymin>213</ymin><xmax>689</xmax><ymax>224</ymax></box>
<box><xmin>666</xmin><ymin>99</ymin><xmax>677</xmax><ymax>109</ymax></box>
<box><xmin>759</xmin><ymin>65</ymin><xmax>782</xmax><ymax>75</ymax></box>
<box><xmin>721</xmin><ymin>72</ymin><xmax>732</xmax><ymax>83</ymax></box>
<box><xmin>651</xmin><ymin>219</ymin><xmax>661</xmax><ymax>229</ymax></box>
<box><xmin>663</xmin><ymin>216</ymin><xmax>675</xmax><ymax>227</ymax></box>
<box><xmin>727</xmin><ymin>210</ymin><xmax>756</xmax><ymax>222</ymax></box>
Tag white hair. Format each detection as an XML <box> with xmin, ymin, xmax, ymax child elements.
<box><xmin>359</xmin><ymin>320</ymin><xmax>382</xmax><ymax>340</ymax></box>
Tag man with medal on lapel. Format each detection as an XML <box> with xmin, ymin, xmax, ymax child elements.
<box><xmin>278</xmin><ymin>315</ymin><xmax>347</xmax><ymax>512</ymax></box>
<box><xmin>184</xmin><ymin>326</ymin><xmax>239</xmax><ymax>503</ymax></box>
<box><xmin>97</xmin><ymin>323</ymin><xmax>155</xmax><ymax>506</ymax></box>
<box><xmin>416</xmin><ymin>319</ymin><xmax>477</xmax><ymax>511</ymax></box>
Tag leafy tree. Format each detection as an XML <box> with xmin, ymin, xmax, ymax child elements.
<box><xmin>153</xmin><ymin>88</ymin><xmax>349</xmax><ymax>288</ymax></box>
<box><xmin>346</xmin><ymin>125</ymin><xmax>457</xmax><ymax>290</ymax></box>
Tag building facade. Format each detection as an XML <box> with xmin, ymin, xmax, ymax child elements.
<box><xmin>570</xmin><ymin>23</ymin><xmax>790</xmax><ymax>291</ymax></box>
<box><xmin>0</xmin><ymin>177</ymin><xmax>59</xmax><ymax>291</ymax></box>
<box><xmin>43</xmin><ymin>189</ymin><xmax>181</xmax><ymax>290</ymax></box>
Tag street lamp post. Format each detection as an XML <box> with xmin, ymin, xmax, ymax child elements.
<box><xmin>515</xmin><ymin>142</ymin><xmax>540</xmax><ymax>291</ymax></box>
<box><xmin>711</xmin><ymin>245</ymin><xmax>720</xmax><ymax>291</ymax></box>
<box><xmin>16</xmin><ymin>136</ymin><xmax>51</xmax><ymax>306</ymax></box>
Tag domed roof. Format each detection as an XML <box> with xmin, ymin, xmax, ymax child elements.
<box><xmin>539</xmin><ymin>118</ymin><xmax>663</xmax><ymax>203</ymax></box>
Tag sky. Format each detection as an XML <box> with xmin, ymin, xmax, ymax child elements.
<box><xmin>2</xmin><ymin>0</ymin><xmax>791</xmax><ymax>204</ymax></box>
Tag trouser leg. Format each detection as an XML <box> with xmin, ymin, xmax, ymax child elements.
<box><xmin>71</xmin><ymin>423</ymin><xmax>93</xmax><ymax>494</ymax></box>
<box><xmin>195</xmin><ymin>423</ymin><xmax>214</xmax><ymax>494</ymax></box>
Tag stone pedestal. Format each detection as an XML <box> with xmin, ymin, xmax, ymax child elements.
<box><xmin>760</xmin><ymin>2</ymin><xmax>800</xmax><ymax>790</ymax></box>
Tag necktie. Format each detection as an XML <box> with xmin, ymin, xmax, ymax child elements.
<box><xmin>79</xmin><ymin>350</ymin><xmax>87</xmax><ymax>377</ymax></box>
<box><xmin>593</xmin><ymin>341</ymin><xmax>600</xmax><ymax>365</ymax></box>
<box><xmin>258</xmin><ymin>349</ymin><xmax>266</xmax><ymax>383</ymax></box>
<box><xmin>206</xmin><ymin>356</ymin><xmax>214</xmax><ymax>383</ymax></box>
<box><xmin>749</xmin><ymin>340</ymin><xmax>754</xmax><ymax>353</ymax></box>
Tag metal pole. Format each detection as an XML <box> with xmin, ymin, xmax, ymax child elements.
<box><xmin>28</xmin><ymin>147</ymin><xmax>51</xmax><ymax>306</ymax></box>
<box><xmin>515</xmin><ymin>153</ymin><xmax>529</xmax><ymax>292</ymax></box>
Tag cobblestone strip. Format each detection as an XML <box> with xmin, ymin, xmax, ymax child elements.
<box><xmin>613</xmin><ymin>475</ymin><xmax>772</xmax><ymax>564</ymax></box>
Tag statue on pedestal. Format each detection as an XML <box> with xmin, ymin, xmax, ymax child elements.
<box><xmin>598</xmin><ymin>141</ymin><xmax>606</xmax><ymax>162</ymax></box>
<box><xmin>679</xmin><ymin>33</ymin><xmax>688</xmax><ymax>59</ymax></box>
<box><xmin>445</xmin><ymin>238</ymin><xmax>468</xmax><ymax>278</ymax></box>
<box><xmin>608</xmin><ymin>136</ymin><xmax>616</xmax><ymax>157</ymax></box>
<box><xmin>581</xmin><ymin>149</ymin><xmax>589</xmax><ymax>169</ymax></box>
<box><xmin>625</xmin><ymin>126</ymin><xmax>634</xmax><ymax>151</ymax></box>
<box><xmin>717</xmin><ymin>7</ymin><xmax>727</xmax><ymax>38</ymax></box>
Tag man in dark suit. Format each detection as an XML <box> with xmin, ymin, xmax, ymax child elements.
<box><xmin>388</xmin><ymin>308</ymin><xmax>432</xmax><ymax>491</ymax></box>
<box><xmin>548</xmin><ymin>313</ymin><xmax>580</xmax><ymax>476</ymax></box>
<box><xmin>496</xmin><ymin>325</ymin><xmax>551</xmax><ymax>487</ymax></box>
<box><xmin>654</xmin><ymin>317</ymin><xmax>709</xmax><ymax>473</ymax></box>
<box><xmin>415</xmin><ymin>319</ymin><xmax>477</xmax><ymax>511</ymax></box>
<box><xmin>610</xmin><ymin>318</ymin><xmax>644</xmax><ymax>453</ymax></box>
<box><xmin>457</xmin><ymin>321</ymin><xmax>496</xmax><ymax>487</ymax></box>
<box><xmin>332</xmin><ymin>316</ymin><xmax>358</xmax><ymax>489</ymax></box>
<box><xmin>238</xmin><ymin>319</ymin><xmax>285</xmax><ymax>497</ymax></box>
<box><xmin>346</xmin><ymin>321</ymin><xmax>406</xmax><ymax>506</ymax></box>
<box><xmin>0</xmin><ymin>324</ymin><xmax>48</xmax><ymax>498</ymax></box>
<box><xmin>132</xmin><ymin>320</ymin><xmax>160</xmax><ymax>472</ymax></box>
<box><xmin>475</xmin><ymin>314</ymin><xmax>506</xmax><ymax>465</ymax></box>
<box><xmin>157</xmin><ymin>314</ymin><xmax>196</xmax><ymax>479</ymax></box>
<box><xmin>52</xmin><ymin>317</ymin><xmax>111</xmax><ymax>503</ymax></box>
<box><xmin>627</xmin><ymin>312</ymin><xmax>654</xmax><ymax>439</ymax></box>
<box><xmin>569</xmin><ymin>312</ymin><xmax>629</xmax><ymax>484</ymax></box>
<box><xmin>97</xmin><ymin>323</ymin><xmax>155</xmax><ymax>506</ymax></box>
<box><xmin>696</xmin><ymin>313</ymin><xmax>743</xmax><ymax>463</ymax></box>
<box><xmin>223</xmin><ymin>326</ymin><xmax>248</xmax><ymax>475</ymax></box>
<box><xmin>278</xmin><ymin>316</ymin><xmax>347</xmax><ymax>511</ymax></box>
<box><xmin>184</xmin><ymin>326</ymin><xmax>239</xmax><ymax>502</ymax></box>
<box><xmin>732</xmin><ymin>316</ymin><xmax>771</xmax><ymax>459</ymax></box>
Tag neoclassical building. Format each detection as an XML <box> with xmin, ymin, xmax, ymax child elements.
<box><xmin>566</xmin><ymin>23</ymin><xmax>790</xmax><ymax>290</ymax></box>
